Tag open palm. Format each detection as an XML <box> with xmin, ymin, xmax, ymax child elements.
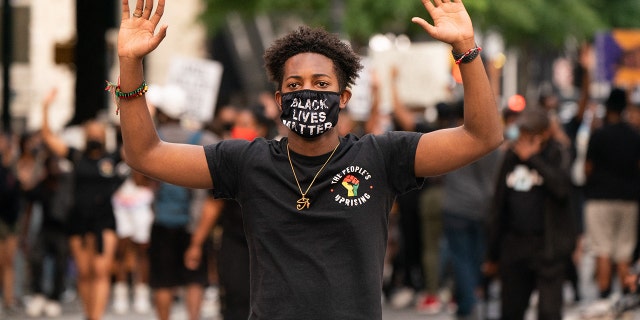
<box><xmin>118</xmin><ymin>0</ymin><xmax>168</xmax><ymax>60</ymax></box>
<box><xmin>412</xmin><ymin>0</ymin><xmax>474</xmax><ymax>46</ymax></box>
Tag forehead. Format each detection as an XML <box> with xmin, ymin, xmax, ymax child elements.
<box><xmin>84</xmin><ymin>121</ymin><xmax>105</xmax><ymax>137</ymax></box>
<box><xmin>283</xmin><ymin>52</ymin><xmax>336</xmax><ymax>78</ymax></box>
<box><xmin>235</xmin><ymin>109</ymin><xmax>256</xmax><ymax>123</ymax></box>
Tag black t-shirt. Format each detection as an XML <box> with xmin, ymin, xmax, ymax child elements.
<box><xmin>585</xmin><ymin>122</ymin><xmax>640</xmax><ymax>200</ymax></box>
<box><xmin>0</xmin><ymin>163</ymin><xmax>21</xmax><ymax>225</ymax></box>
<box><xmin>205</xmin><ymin>132</ymin><xmax>423</xmax><ymax>320</ymax></box>
<box><xmin>504</xmin><ymin>163</ymin><xmax>546</xmax><ymax>235</ymax></box>
<box><xmin>67</xmin><ymin>148</ymin><xmax>125</xmax><ymax>228</ymax></box>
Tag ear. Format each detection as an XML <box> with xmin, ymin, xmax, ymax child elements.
<box><xmin>274</xmin><ymin>91</ymin><xmax>283</xmax><ymax>112</ymax></box>
<box><xmin>339</xmin><ymin>88</ymin><xmax>352</xmax><ymax>110</ymax></box>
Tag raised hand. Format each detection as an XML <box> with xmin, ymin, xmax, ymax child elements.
<box><xmin>118</xmin><ymin>0</ymin><xmax>168</xmax><ymax>61</ymax></box>
<box><xmin>411</xmin><ymin>0</ymin><xmax>474</xmax><ymax>48</ymax></box>
<box><xmin>42</xmin><ymin>88</ymin><xmax>58</xmax><ymax>110</ymax></box>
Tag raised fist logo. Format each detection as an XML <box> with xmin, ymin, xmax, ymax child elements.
<box><xmin>341</xmin><ymin>174</ymin><xmax>360</xmax><ymax>197</ymax></box>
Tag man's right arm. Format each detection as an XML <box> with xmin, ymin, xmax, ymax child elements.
<box><xmin>117</xmin><ymin>0</ymin><xmax>212</xmax><ymax>189</ymax></box>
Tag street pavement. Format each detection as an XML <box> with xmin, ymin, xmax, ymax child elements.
<box><xmin>3</xmin><ymin>294</ymin><xmax>640</xmax><ymax>320</ymax></box>
<box><xmin>4</xmin><ymin>248</ymin><xmax>640</xmax><ymax>319</ymax></box>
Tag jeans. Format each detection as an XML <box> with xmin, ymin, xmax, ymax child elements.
<box><xmin>443</xmin><ymin>212</ymin><xmax>486</xmax><ymax>316</ymax></box>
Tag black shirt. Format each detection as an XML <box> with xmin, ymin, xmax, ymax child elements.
<box><xmin>205</xmin><ymin>132</ymin><xmax>423</xmax><ymax>320</ymax></box>
<box><xmin>585</xmin><ymin>122</ymin><xmax>640</xmax><ymax>200</ymax></box>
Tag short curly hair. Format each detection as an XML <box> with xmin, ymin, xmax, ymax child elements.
<box><xmin>264</xmin><ymin>26</ymin><xmax>363</xmax><ymax>92</ymax></box>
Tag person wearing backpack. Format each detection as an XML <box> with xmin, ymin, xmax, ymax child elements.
<box><xmin>145</xmin><ymin>85</ymin><xmax>219</xmax><ymax>320</ymax></box>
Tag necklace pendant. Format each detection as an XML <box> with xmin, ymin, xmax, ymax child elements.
<box><xmin>296</xmin><ymin>197</ymin><xmax>311</xmax><ymax>211</ymax></box>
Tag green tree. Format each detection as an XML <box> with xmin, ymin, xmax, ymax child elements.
<box><xmin>200</xmin><ymin>0</ymin><xmax>640</xmax><ymax>93</ymax></box>
<box><xmin>201</xmin><ymin>0</ymin><xmax>640</xmax><ymax>47</ymax></box>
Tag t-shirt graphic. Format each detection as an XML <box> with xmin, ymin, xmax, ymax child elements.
<box><xmin>331</xmin><ymin>166</ymin><xmax>374</xmax><ymax>207</ymax></box>
<box><xmin>506</xmin><ymin>164</ymin><xmax>543</xmax><ymax>192</ymax></box>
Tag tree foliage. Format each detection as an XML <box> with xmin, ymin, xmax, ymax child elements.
<box><xmin>200</xmin><ymin>0</ymin><xmax>640</xmax><ymax>49</ymax></box>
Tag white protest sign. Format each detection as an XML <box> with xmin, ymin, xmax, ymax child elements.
<box><xmin>166</xmin><ymin>56</ymin><xmax>223</xmax><ymax>122</ymax></box>
<box><xmin>347</xmin><ymin>57</ymin><xmax>373</xmax><ymax>121</ymax></box>
<box><xmin>370</xmin><ymin>42</ymin><xmax>451</xmax><ymax>113</ymax></box>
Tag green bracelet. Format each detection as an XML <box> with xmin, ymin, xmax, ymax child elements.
<box><xmin>116</xmin><ymin>80</ymin><xmax>148</xmax><ymax>99</ymax></box>
<box><xmin>105</xmin><ymin>79</ymin><xmax>148</xmax><ymax>115</ymax></box>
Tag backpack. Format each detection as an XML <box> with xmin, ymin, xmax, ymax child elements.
<box><xmin>153</xmin><ymin>131</ymin><xmax>203</xmax><ymax>228</ymax></box>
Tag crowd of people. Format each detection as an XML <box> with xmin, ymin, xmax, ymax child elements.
<box><xmin>1</xmin><ymin>0</ymin><xmax>640</xmax><ymax>320</ymax></box>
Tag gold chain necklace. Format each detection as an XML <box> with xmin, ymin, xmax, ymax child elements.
<box><xmin>287</xmin><ymin>142</ymin><xmax>340</xmax><ymax>211</ymax></box>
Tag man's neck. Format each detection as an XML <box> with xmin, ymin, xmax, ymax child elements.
<box><xmin>287</xmin><ymin>130</ymin><xmax>340</xmax><ymax>156</ymax></box>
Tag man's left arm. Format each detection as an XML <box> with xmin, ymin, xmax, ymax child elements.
<box><xmin>412</xmin><ymin>0</ymin><xmax>503</xmax><ymax>177</ymax></box>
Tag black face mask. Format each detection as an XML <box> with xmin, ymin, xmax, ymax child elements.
<box><xmin>279</xmin><ymin>90</ymin><xmax>341</xmax><ymax>138</ymax></box>
<box><xmin>85</xmin><ymin>140</ymin><xmax>104</xmax><ymax>153</ymax></box>
<box><xmin>222</xmin><ymin>122</ymin><xmax>234</xmax><ymax>132</ymax></box>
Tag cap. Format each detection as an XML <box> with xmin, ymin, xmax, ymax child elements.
<box><xmin>147</xmin><ymin>84</ymin><xmax>187</xmax><ymax>119</ymax></box>
<box><xmin>516</xmin><ymin>107</ymin><xmax>549</xmax><ymax>134</ymax></box>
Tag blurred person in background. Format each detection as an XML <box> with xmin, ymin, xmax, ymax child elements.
<box><xmin>186</xmin><ymin>105</ymin><xmax>271</xmax><ymax>320</ymax></box>
<box><xmin>440</xmin><ymin>102</ymin><xmax>502</xmax><ymax>320</ymax></box>
<box><xmin>41</xmin><ymin>88</ymin><xmax>126</xmax><ymax>320</ymax></box>
<box><xmin>110</xmin><ymin>168</ymin><xmax>155</xmax><ymax>315</ymax></box>
<box><xmin>23</xmin><ymin>150</ymin><xmax>73</xmax><ymax>318</ymax></box>
<box><xmin>145</xmin><ymin>84</ymin><xmax>219</xmax><ymax>320</ymax></box>
<box><xmin>0</xmin><ymin>131</ymin><xmax>20</xmax><ymax>315</ymax></box>
<box><xmin>485</xmin><ymin>108</ymin><xmax>575</xmax><ymax>320</ymax></box>
<box><xmin>584</xmin><ymin>87</ymin><xmax>640</xmax><ymax>299</ymax></box>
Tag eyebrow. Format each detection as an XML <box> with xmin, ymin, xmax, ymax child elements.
<box><xmin>285</xmin><ymin>73</ymin><xmax>332</xmax><ymax>81</ymax></box>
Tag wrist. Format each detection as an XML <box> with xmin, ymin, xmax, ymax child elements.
<box><xmin>451</xmin><ymin>38</ymin><xmax>477</xmax><ymax>54</ymax></box>
<box><xmin>118</xmin><ymin>56</ymin><xmax>144</xmax><ymax>69</ymax></box>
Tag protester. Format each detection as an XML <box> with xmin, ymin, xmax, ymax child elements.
<box><xmin>584</xmin><ymin>87</ymin><xmax>640</xmax><ymax>299</ymax></box>
<box><xmin>110</xmin><ymin>168</ymin><xmax>154</xmax><ymax>315</ymax></box>
<box><xmin>114</xmin><ymin>1</ymin><xmax>502</xmax><ymax>318</ymax></box>
<box><xmin>485</xmin><ymin>107</ymin><xmax>575</xmax><ymax>320</ymax></box>
<box><xmin>22</xmin><ymin>151</ymin><xmax>73</xmax><ymax>318</ymax></box>
<box><xmin>385</xmin><ymin>66</ymin><xmax>430</xmax><ymax>310</ymax></box>
<box><xmin>0</xmin><ymin>132</ymin><xmax>20</xmax><ymax>315</ymax></box>
<box><xmin>145</xmin><ymin>84</ymin><xmax>219</xmax><ymax>320</ymax></box>
<box><xmin>41</xmin><ymin>88</ymin><xmax>125</xmax><ymax>320</ymax></box>
<box><xmin>441</xmin><ymin>102</ymin><xmax>502</xmax><ymax>319</ymax></box>
<box><xmin>186</xmin><ymin>106</ymin><xmax>271</xmax><ymax>320</ymax></box>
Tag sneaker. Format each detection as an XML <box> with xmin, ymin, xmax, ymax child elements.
<box><xmin>390</xmin><ymin>287</ymin><xmax>415</xmax><ymax>309</ymax></box>
<box><xmin>133</xmin><ymin>284</ymin><xmax>151</xmax><ymax>314</ymax></box>
<box><xmin>201</xmin><ymin>286</ymin><xmax>220</xmax><ymax>318</ymax></box>
<box><xmin>416</xmin><ymin>294</ymin><xmax>442</xmax><ymax>315</ymax></box>
<box><xmin>44</xmin><ymin>300</ymin><xmax>62</xmax><ymax>317</ymax></box>
<box><xmin>112</xmin><ymin>282</ymin><xmax>130</xmax><ymax>314</ymax></box>
<box><xmin>446</xmin><ymin>299</ymin><xmax>458</xmax><ymax>315</ymax></box>
<box><xmin>26</xmin><ymin>294</ymin><xmax>47</xmax><ymax>317</ymax></box>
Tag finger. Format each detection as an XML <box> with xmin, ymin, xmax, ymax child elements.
<box><xmin>149</xmin><ymin>25</ymin><xmax>168</xmax><ymax>50</ymax></box>
<box><xmin>133</xmin><ymin>0</ymin><xmax>144</xmax><ymax>18</ymax></box>
<box><xmin>142</xmin><ymin>0</ymin><xmax>153</xmax><ymax>19</ymax></box>
<box><xmin>122</xmin><ymin>0</ymin><xmax>131</xmax><ymax>20</ymax></box>
<box><xmin>411</xmin><ymin>17</ymin><xmax>436</xmax><ymax>35</ymax></box>
<box><xmin>149</xmin><ymin>0</ymin><xmax>165</xmax><ymax>26</ymax></box>
<box><xmin>421</xmin><ymin>0</ymin><xmax>435</xmax><ymax>10</ymax></box>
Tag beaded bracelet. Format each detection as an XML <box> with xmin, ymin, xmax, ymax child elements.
<box><xmin>104</xmin><ymin>79</ymin><xmax>148</xmax><ymax>115</ymax></box>
<box><xmin>452</xmin><ymin>46</ymin><xmax>482</xmax><ymax>65</ymax></box>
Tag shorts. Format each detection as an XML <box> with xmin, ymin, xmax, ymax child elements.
<box><xmin>148</xmin><ymin>224</ymin><xmax>209</xmax><ymax>289</ymax></box>
<box><xmin>585</xmin><ymin>199</ymin><xmax>638</xmax><ymax>262</ymax></box>
<box><xmin>112</xmin><ymin>179</ymin><xmax>154</xmax><ymax>243</ymax></box>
